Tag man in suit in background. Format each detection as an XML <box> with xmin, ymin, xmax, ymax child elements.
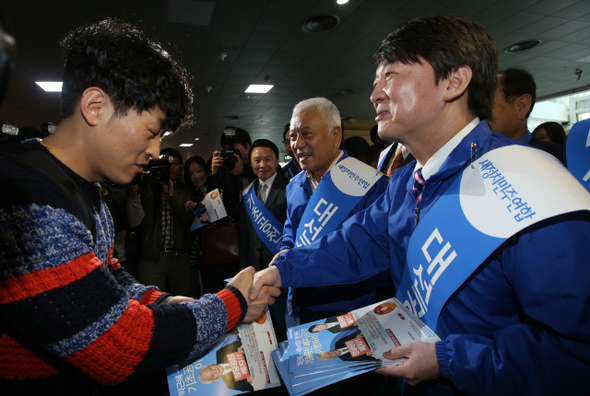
<box><xmin>487</xmin><ymin>67</ymin><xmax>566</xmax><ymax>165</ymax></box>
<box><xmin>239</xmin><ymin>139</ymin><xmax>289</xmax><ymax>271</ymax></box>
<box><xmin>377</xmin><ymin>141</ymin><xmax>415</xmax><ymax>177</ymax></box>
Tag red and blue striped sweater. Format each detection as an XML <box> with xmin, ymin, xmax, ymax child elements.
<box><xmin>0</xmin><ymin>140</ymin><xmax>245</xmax><ymax>394</ymax></box>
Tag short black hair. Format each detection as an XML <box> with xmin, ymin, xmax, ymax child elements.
<box><xmin>282</xmin><ymin>123</ymin><xmax>290</xmax><ymax>140</ymax></box>
<box><xmin>341</xmin><ymin>136</ymin><xmax>370</xmax><ymax>159</ymax></box>
<box><xmin>533</xmin><ymin>121</ymin><xmax>566</xmax><ymax>145</ymax></box>
<box><xmin>161</xmin><ymin>147</ymin><xmax>183</xmax><ymax>164</ymax></box>
<box><xmin>498</xmin><ymin>68</ymin><xmax>536</xmax><ymax>119</ymax></box>
<box><xmin>373</xmin><ymin>15</ymin><xmax>498</xmax><ymax>120</ymax></box>
<box><xmin>249</xmin><ymin>139</ymin><xmax>279</xmax><ymax>160</ymax></box>
<box><xmin>220</xmin><ymin>127</ymin><xmax>252</xmax><ymax>149</ymax></box>
<box><xmin>60</xmin><ymin>18</ymin><xmax>193</xmax><ymax>132</ymax></box>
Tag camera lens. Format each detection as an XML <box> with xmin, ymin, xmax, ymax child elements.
<box><xmin>223</xmin><ymin>153</ymin><xmax>237</xmax><ymax>170</ymax></box>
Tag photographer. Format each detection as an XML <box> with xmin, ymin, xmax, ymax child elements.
<box><xmin>139</xmin><ymin>147</ymin><xmax>195</xmax><ymax>296</ymax></box>
<box><xmin>209</xmin><ymin>127</ymin><xmax>255</xmax><ymax>220</ymax></box>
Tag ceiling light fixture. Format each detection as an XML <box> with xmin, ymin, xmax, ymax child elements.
<box><xmin>504</xmin><ymin>39</ymin><xmax>542</xmax><ymax>53</ymax></box>
<box><xmin>245</xmin><ymin>84</ymin><xmax>273</xmax><ymax>94</ymax></box>
<box><xmin>179</xmin><ymin>143</ymin><xmax>193</xmax><ymax>147</ymax></box>
<box><xmin>337</xmin><ymin>0</ymin><xmax>349</xmax><ymax>4</ymax></box>
<box><xmin>301</xmin><ymin>14</ymin><xmax>340</xmax><ymax>33</ymax></box>
<box><xmin>35</xmin><ymin>81</ymin><xmax>63</xmax><ymax>92</ymax></box>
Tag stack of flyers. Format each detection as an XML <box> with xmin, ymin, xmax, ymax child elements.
<box><xmin>271</xmin><ymin>298</ymin><xmax>440</xmax><ymax>396</ymax></box>
<box><xmin>166</xmin><ymin>308</ymin><xmax>281</xmax><ymax>396</ymax></box>
<box><xmin>190</xmin><ymin>188</ymin><xmax>228</xmax><ymax>233</ymax></box>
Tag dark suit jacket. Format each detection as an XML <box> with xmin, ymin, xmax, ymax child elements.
<box><xmin>239</xmin><ymin>173</ymin><xmax>289</xmax><ymax>270</ymax></box>
<box><xmin>322</xmin><ymin>316</ymin><xmax>359</xmax><ymax>334</ymax></box>
<box><xmin>528</xmin><ymin>133</ymin><xmax>567</xmax><ymax>166</ymax></box>
<box><xmin>331</xmin><ymin>329</ymin><xmax>376</xmax><ymax>363</ymax></box>
<box><xmin>378</xmin><ymin>142</ymin><xmax>415</xmax><ymax>175</ymax></box>
<box><xmin>216</xmin><ymin>340</ymin><xmax>254</xmax><ymax>392</ymax></box>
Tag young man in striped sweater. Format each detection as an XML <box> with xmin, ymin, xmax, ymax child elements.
<box><xmin>0</xmin><ymin>18</ymin><xmax>279</xmax><ymax>395</ymax></box>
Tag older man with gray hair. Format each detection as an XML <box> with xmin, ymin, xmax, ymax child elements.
<box><xmin>278</xmin><ymin>97</ymin><xmax>391</xmax><ymax>325</ymax></box>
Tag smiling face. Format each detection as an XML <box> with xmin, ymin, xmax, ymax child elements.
<box><xmin>289</xmin><ymin>107</ymin><xmax>341</xmax><ymax>181</ymax></box>
<box><xmin>311</xmin><ymin>324</ymin><xmax>329</xmax><ymax>332</ymax></box>
<box><xmin>200</xmin><ymin>364</ymin><xmax>223</xmax><ymax>382</ymax></box>
<box><xmin>187</xmin><ymin>161</ymin><xmax>207</xmax><ymax>188</ymax></box>
<box><xmin>251</xmin><ymin>146</ymin><xmax>279</xmax><ymax>182</ymax></box>
<box><xmin>90</xmin><ymin>105</ymin><xmax>165</xmax><ymax>184</ymax></box>
<box><xmin>370</xmin><ymin>60</ymin><xmax>444</xmax><ymax>146</ymax></box>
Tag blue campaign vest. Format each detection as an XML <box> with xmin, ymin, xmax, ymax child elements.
<box><xmin>566</xmin><ymin>118</ymin><xmax>590</xmax><ymax>193</ymax></box>
<box><xmin>397</xmin><ymin>145</ymin><xmax>590</xmax><ymax>328</ymax></box>
<box><xmin>286</xmin><ymin>157</ymin><xmax>384</xmax><ymax>326</ymax></box>
<box><xmin>243</xmin><ymin>181</ymin><xmax>284</xmax><ymax>254</ymax></box>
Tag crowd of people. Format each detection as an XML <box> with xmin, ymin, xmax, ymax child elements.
<box><xmin>1</xmin><ymin>12</ymin><xmax>587</xmax><ymax>396</ymax></box>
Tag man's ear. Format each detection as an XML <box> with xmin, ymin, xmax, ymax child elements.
<box><xmin>79</xmin><ymin>87</ymin><xmax>110</xmax><ymax>127</ymax></box>
<box><xmin>443</xmin><ymin>65</ymin><xmax>472</xmax><ymax>102</ymax></box>
<box><xmin>516</xmin><ymin>94</ymin><xmax>532</xmax><ymax>120</ymax></box>
<box><xmin>331</xmin><ymin>125</ymin><xmax>342</xmax><ymax>148</ymax></box>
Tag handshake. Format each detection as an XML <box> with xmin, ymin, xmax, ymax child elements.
<box><xmin>227</xmin><ymin>266</ymin><xmax>283</xmax><ymax>323</ymax></box>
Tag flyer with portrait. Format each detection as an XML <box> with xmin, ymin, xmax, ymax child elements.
<box><xmin>190</xmin><ymin>188</ymin><xmax>228</xmax><ymax>232</ymax></box>
<box><xmin>273</xmin><ymin>298</ymin><xmax>440</xmax><ymax>396</ymax></box>
<box><xmin>166</xmin><ymin>308</ymin><xmax>281</xmax><ymax>396</ymax></box>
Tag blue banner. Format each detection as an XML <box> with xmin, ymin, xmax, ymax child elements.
<box><xmin>244</xmin><ymin>182</ymin><xmax>284</xmax><ymax>254</ymax></box>
<box><xmin>294</xmin><ymin>157</ymin><xmax>384</xmax><ymax>247</ymax></box>
<box><xmin>397</xmin><ymin>145</ymin><xmax>590</xmax><ymax>328</ymax></box>
<box><xmin>566</xmin><ymin>118</ymin><xmax>590</xmax><ymax>193</ymax></box>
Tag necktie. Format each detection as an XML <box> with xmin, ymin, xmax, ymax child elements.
<box><xmin>387</xmin><ymin>145</ymin><xmax>404</xmax><ymax>177</ymax></box>
<box><xmin>258</xmin><ymin>182</ymin><xmax>268</xmax><ymax>204</ymax></box>
<box><xmin>413</xmin><ymin>168</ymin><xmax>425</xmax><ymax>206</ymax></box>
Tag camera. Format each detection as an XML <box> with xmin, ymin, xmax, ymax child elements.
<box><xmin>220</xmin><ymin>148</ymin><xmax>240</xmax><ymax>171</ymax></box>
<box><xmin>143</xmin><ymin>154</ymin><xmax>172</xmax><ymax>183</ymax></box>
<box><xmin>220</xmin><ymin>126</ymin><xmax>240</xmax><ymax>171</ymax></box>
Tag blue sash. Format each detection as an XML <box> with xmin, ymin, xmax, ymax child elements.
<box><xmin>377</xmin><ymin>144</ymin><xmax>393</xmax><ymax>171</ymax></box>
<box><xmin>243</xmin><ymin>181</ymin><xmax>284</xmax><ymax>254</ymax></box>
<box><xmin>286</xmin><ymin>157</ymin><xmax>384</xmax><ymax>327</ymax></box>
<box><xmin>566</xmin><ymin>118</ymin><xmax>590</xmax><ymax>193</ymax></box>
<box><xmin>294</xmin><ymin>157</ymin><xmax>384</xmax><ymax>247</ymax></box>
<box><xmin>283</xmin><ymin>160</ymin><xmax>300</xmax><ymax>179</ymax></box>
<box><xmin>396</xmin><ymin>145</ymin><xmax>590</xmax><ymax>328</ymax></box>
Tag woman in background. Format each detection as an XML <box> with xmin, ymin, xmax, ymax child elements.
<box><xmin>184</xmin><ymin>156</ymin><xmax>211</xmax><ymax>297</ymax></box>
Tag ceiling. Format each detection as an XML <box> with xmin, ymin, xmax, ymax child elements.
<box><xmin>1</xmin><ymin>0</ymin><xmax>590</xmax><ymax>161</ymax></box>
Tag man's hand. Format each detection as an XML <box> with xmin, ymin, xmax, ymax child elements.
<box><xmin>167</xmin><ymin>295</ymin><xmax>195</xmax><ymax>304</ymax></box>
<box><xmin>185</xmin><ymin>200</ymin><xmax>199</xmax><ymax>212</ymax></box>
<box><xmin>374</xmin><ymin>342</ymin><xmax>440</xmax><ymax>386</ymax></box>
<box><xmin>228</xmin><ymin>267</ymin><xmax>281</xmax><ymax>323</ymax></box>
<box><xmin>211</xmin><ymin>151</ymin><xmax>223</xmax><ymax>175</ymax></box>
<box><xmin>249</xmin><ymin>266</ymin><xmax>282</xmax><ymax>301</ymax></box>
<box><xmin>269</xmin><ymin>249</ymin><xmax>289</xmax><ymax>267</ymax></box>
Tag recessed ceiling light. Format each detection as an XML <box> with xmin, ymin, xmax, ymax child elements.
<box><xmin>504</xmin><ymin>39</ymin><xmax>542</xmax><ymax>53</ymax></box>
<box><xmin>194</xmin><ymin>137</ymin><xmax>200</xmax><ymax>141</ymax></box>
<box><xmin>245</xmin><ymin>84</ymin><xmax>273</xmax><ymax>94</ymax></box>
<box><xmin>35</xmin><ymin>81</ymin><xmax>63</xmax><ymax>92</ymax></box>
<box><xmin>337</xmin><ymin>0</ymin><xmax>349</xmax><ymax>4</ymax></box>
<box><xmin>301</xmin><ymin>14</ymin><xmax>340</xmax><ymax>33</ymax></box>
<box><xmin>179</xmin><ymin>143</ymin><xmax>193</xmax><ymax>147</ymax></box>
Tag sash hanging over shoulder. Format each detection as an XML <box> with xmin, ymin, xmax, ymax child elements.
<box><xmin>397</xmin><ymin>145</ymin><xmax>590</xmax><ymax>329</ymax></box>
